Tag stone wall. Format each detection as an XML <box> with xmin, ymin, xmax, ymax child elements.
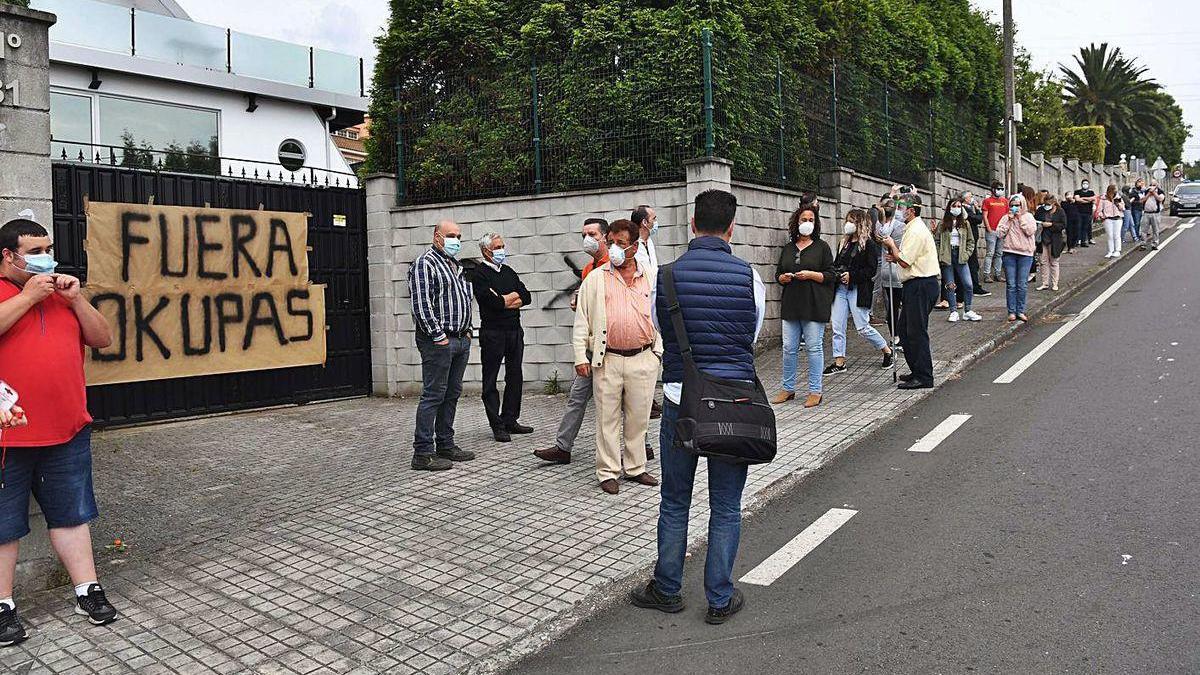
<box><xmin>0</xmin><ymin>3</ymin><xmax>55</xmax><ymax>226</ymax></box>
<box><xmin>366</xmin><ymin>144</ymin><xmax>1148</xmax><ymax>396</ymax></box>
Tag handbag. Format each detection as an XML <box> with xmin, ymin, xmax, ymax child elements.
<box><xmin>661</xmin><ymin>265</ymin><xmax>777</xmax><ymax>465</ymax></box>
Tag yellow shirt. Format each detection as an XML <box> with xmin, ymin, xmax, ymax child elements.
<box><xmin>898</xmin><ymin>217</ymin><xmax>939</xmax><ymax>281</ymax></box>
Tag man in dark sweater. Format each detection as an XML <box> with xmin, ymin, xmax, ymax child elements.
<box><xmin>473</xmin><ymin>232</ymin><xmax>533</xmax><ymax>442</ymax></box>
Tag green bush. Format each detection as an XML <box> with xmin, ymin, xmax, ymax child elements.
<box><xmin>1048</xmin><ymin>125</ymin><xmax>1106</xmax><ymax>164</ymax></box>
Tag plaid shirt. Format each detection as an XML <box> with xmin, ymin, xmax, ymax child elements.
<box><xmin>408</xmin><ymin>246</ymin><xmax>473</xmax><ymax>342</ymax></box>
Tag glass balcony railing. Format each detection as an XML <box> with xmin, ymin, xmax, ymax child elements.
<box><xmin>31</xmin><ymin>0</ymin><xmax>365</xmax><ymax>97</ymax></box>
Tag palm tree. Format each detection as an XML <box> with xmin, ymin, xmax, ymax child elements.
<box><xmin>1059</xmin><ymin>43</ymin><xmax>1171</xmax><ymax>162</ymax></box>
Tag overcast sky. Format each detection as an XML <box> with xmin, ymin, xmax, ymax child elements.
<box><xmin>179</xmin><ymin>0</ymin><xmax>1200</xmax><ymax>162</ymax></box>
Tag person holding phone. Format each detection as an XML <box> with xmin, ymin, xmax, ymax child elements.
<box><xmin>826</xmin><ymin>209</ymin><xmax>893</xmax><ymax>374</ymax></box>
<box><xmin>0</xmin><ymin>217</ymin><xmax>118</xmax><ymax>646</ymax></box>
<box><xmin>1140</xmin><ymin>180</ymin><xmax>1165</xmax><ymax>250</ymax></box>
<box><xmin>773</xmin><ymin>200</ymin><xmax>835</xmax><ymax>408</ymax></box>
<box><xmin>1035</xmin><ymin>195</ymin><xmax>1068</xmax><ymax>291</ymax></box>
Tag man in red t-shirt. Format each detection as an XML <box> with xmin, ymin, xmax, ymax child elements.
<box><xmin>980</xmin><ymin>180</ymin><xmax>1010</xmax><ymax>283</ymax></box>
<box><xmin>535</xmin><ymin>218</ymin><xmax>610</xmax><ymax>465</ymax></box>
<box><xmin>0</xmin><ymin>218</ymin><xmax>117</xmax><ymax>645</ymax></box>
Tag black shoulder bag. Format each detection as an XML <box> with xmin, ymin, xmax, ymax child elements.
<box><xmin>661</xmin><ymin>265</ymin><xmax>777</xmax><ymax>465</ymax></box>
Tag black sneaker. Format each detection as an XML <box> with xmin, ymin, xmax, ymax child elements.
<box><xmin>705</xmin><ymin>588</ymin><xmax>745</xmax><ymax>625</ymax></box>
<box><xmin>75</xmin><ymin>584</ymin><xmax>118</xmax><ymax>626</ymax></box>
<box><xmin>0</xmin><ymin>604</ymin><xmax>28</xmax><ymax>647</ymax></box>
<box><xmin>975</xmin><ymin>288</ymin><xmax>992</xmax><ymax>297</ymax></box>
<box><xmin>493</xmin><ymin>427</ymin><xmax>512</xmax><ymax>443</ymax></box>
<box><xmin>630</xmin><ymin>580</ymin><xmax>684</xmax><ymax>614</ymax></box>
<box><xmin>436</xmin><ymin>446</ymin><xmax>475</xmax><ymax>462</ymax></box>
<box><xmin>823</xmin><ymin>363</ymin><xmax>847</xmax><ymax>375</ymax></box>
<box><xmin>411</xmin><ymin>454</ymin><xmax>453</xmax><ymax>471</ymax></box>
<box><xmin>646</xmin><ymin>446</ymin><xmax>655</xmax><ymax>460</ymax></box>
<box><xmin>881</xmin><ymin>351</ymin><xmax>894</xmax><ymax>369</ymax></box>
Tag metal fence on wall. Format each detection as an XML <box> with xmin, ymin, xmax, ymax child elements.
<box><xmin>385</xmin><ymin>29</ymin><xmax>993</xmax><ymax>206</ymax></box>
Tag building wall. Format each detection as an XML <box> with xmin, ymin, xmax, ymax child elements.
<box><xmin>50</xmin><ymin>63</ymin><xmax>355</xmax><ymax>180</ymax></box>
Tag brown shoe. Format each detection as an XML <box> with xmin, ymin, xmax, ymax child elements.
<box><xmin>625</xmin><ymin>472</ymin><xmax>659</xmax><ymax>486</ymax></box>
<box><xmin>803</xmin><ymin>394</ymin><xmax>822</xmax><ymax>408</ymax></box>
<box><xmin>771</xmin><ymin>391</ymin><xmax>795</xmax><ymax>405</ymax></box>
<box><xmin>600</xmin><ymin>479</ymin><xmax>620</xmax><ymax>495</ymax></box>
<box><xmin>534</xmin><ymin>447</ymin><xmax>571</xmax><ymax>464</ymax></box>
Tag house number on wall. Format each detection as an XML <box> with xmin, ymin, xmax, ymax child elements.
<box><xmin>0</xmin><ymin>31</ymin><xmax>23</xmax><ymax>107</ymax></box>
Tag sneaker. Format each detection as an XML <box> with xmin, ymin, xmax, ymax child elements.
<box><xmin>1151</xmin><ymin>245</ymin><xmax>1159</xmax><ymax>251</ymax></box>
<box><xmin>975</xmin><ymin>288</ymin><xmax>992</xmax><ymax>297</ymax></box>
<box><xmin>964</xmin><ymin>311</ymin><xmax>982</xmax><ymax>321</ymax></box>
<box><xmin>705</xmin><ymin>588</ymin><xmax>745</xmax><ymax>625</ymax></box>
<box><xmin>0</xmin><ymin>604</ymin><xmax>28</xmax><ymax>647</ymax></box>
<box><xmin>436</xmin><ymin>446</ymin><xmax>476</xmax><ymax>462</ymax></box>
<box><xmin>881</xmin><ymin>351</ymin><xmax>894</xmax><ymax>369</ymax></box>
<box><xmin>1036</xmin><ymin>284</ymin><xmax>1048</xmax><ymax>291</ymax></box>
<box><xmin>982</xmin><ymin>273</ymin><xmax>993</xmax><ymax>283</ymax></box>
<box><xmin>947</xmin><ymin>312</ymin><xmax>959</xmax><ymax>323</ymax></box>
<box><xmin>934</xmin><ymin>300</ymin><xmax>950</xmax><ymax>311</ymax></box>
<box><xmin>646</xmin><ymin>446</ymin><xmax>655</xmax><ymax>460</ymax></box>
<box><xmin>630</xmin><ymin>580</ymin><xmax>684</xmax><ymax>614</ymax></box>
<box><xmin>411</xmin><ymin>454</ymin><xmax>453</xmax><ymax>471</ymax></box>
<box><xmin>75</xmin><ymin>584</ymin><xmax>118</xmax><ymax>626</ymax></box>
<box><xmin>823</xmin><ymin>363</ymin><xmax>847</xmax><ymax>375</ymax></box>
<box><xmin>1052</xmin><ymin>285</ymin><xmax>1059</xmax><ymax>291</ymax></box>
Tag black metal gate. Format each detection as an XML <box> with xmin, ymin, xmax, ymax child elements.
<box><xmin>50</xmin><ymin>162</ymin><xmax>371</xmax><ymax>426</ymax></box>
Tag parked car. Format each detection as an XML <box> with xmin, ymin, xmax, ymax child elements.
<box><xmin>1170</xmin><ymin>182</ymin><xmax>1200</xmax><ymax>217</ymax></box>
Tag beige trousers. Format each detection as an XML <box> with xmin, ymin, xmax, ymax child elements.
<box><xmin>592</xmin><ymin>349</ymin><xmax>657</xmax><ymax>482</ymax></box>
<box><xmin>1039</xmin><ymin>248</ymin><xmax>1060</xmax><ymax>288</ymax></box>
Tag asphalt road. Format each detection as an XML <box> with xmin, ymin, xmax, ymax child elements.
<box><xmin>513</xmin><ymin>218</ymin><xmax>1200</xmax><ymax>674</ymax></box>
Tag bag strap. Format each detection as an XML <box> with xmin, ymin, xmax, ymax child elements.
<box><xmin>661</xmin><ymin>265</ymin><xmax>696</xmax><ymax>368</ymax></box>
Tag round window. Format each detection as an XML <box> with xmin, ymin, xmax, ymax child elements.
<box><xmin>278</xmin><ymin>139</ymin><xmax>306</xmax><ymax>172</ymax></box>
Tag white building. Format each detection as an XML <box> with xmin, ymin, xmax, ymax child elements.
<box><xmin>32</xmin><ymin>0</ymin><xmax>368</xmax><ymax>187</ymax></box>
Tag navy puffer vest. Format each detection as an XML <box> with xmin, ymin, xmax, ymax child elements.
<box><xmin>656</xmin><ymin>237</ymin><xmax>757</xmax><ymax>384</ymax></box>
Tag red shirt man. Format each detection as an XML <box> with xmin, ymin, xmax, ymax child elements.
<box><xmin>982</xmin><ymin>188</ymin><xmax>1010</xmax><ymax>232</ymax></box>
<box><xmin>0</xmin><ymin>217</ymin><xmax>118</xmax><ymax>638</ymax></box>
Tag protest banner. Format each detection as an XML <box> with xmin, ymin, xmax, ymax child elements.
<box><xmin>83</xmin><ymin>202</ymin><xmax>326</xmax><ymax>385</ymax></box>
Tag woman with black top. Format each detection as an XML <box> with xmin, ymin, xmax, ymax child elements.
<box><xmin>825</xmin><ymin>208</ymin><xmax>894</xmax><ymax>375</ymax></box>
<box><xmin>773</xmin><ymin>202</ymin><xmax>836</xmax><ymax>408</ymax></box>
<box><xmin>1061</xmin><ymin>192</ymin><xmax>1077</xmax><ymax>254</ymax></box>
<box><xmin>1035</xmin><ymin>194</ymin><xmax>1068</xmax><ymax>292</ymax></box>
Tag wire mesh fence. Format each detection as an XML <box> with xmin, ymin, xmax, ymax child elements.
<box><xmin>384</xmin><ymin>30</ymin><xmax>993</xmax><ymax>206</ymax></box>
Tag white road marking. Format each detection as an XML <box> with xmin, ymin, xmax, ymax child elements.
<box><xmin>906</xmin><ymin>414</ymin><xmax>973</xmax><ymax>453</ymax></box>
<box><xmin>740</xmin><ymin>508</ymin><xmax>857</xmax><ymax>586</ymax></box>
<box><xmin>994</xmin><ymin>219</ymin><xmax>1194</xmax><ymax>384</ymax></box>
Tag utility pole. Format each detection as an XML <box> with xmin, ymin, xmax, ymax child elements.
<box><xmin>1003</xmin><ymin>0</ymin><xmax>1016</xmax><ymax>194</ymax></box>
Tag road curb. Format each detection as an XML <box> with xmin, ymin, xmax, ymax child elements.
<box><xmin>481</xmin><ymin>223</ymin><xmax>1177</xmax><ymax>675</ymax></box>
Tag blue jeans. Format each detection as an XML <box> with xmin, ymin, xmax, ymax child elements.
<box><xmin>0</xmin><ymin>426</ymin><xmax>99</xmax><ymax>544</ymax></box>
<box><xmin>1002</xmin><ymin>253</ymin><xmax>1033</xmax><ymax>316</ymax></box>
<box><xmin>1131</xmin><ymin>209</ymin><xmax>1143</xmax><ymax>240</ymax></box>
<box><xmin>654</xmin><ymin>400</ymin><xmax>749</xmax><ymax>609</ymax></box>
<box><xmin>831</xmin><ymin>285</ymin><xmax>887</xmax><ymax>358</ymax></box>
<box><xmin>984</xmin><ymin>230</ymin><xmax>1004</xmax><ymax>277</ymax></box>
<box><xmin>940</xmin><ymin>259</ymin><xmax>973</xmax><ymax>311</ymax></box>
<box><xmin>781</xmin><ymin>319</ymin><xmax>824</xmax><ymax>394</ymax></box>
<box><xmin>1121</xmin><ymin>209</ymin><xmax>1136</xmax><ymax>242</ymax></box>
<box><xmin>413</xmin><ymin>334</ymin><xmax>471</xmax><ymax>456</ymax></box>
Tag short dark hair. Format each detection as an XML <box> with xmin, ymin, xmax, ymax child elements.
<box><xmin>607</xmin><ymin>218</ymin><xmax>640</xmax><ymax>243</ymax></box>
<box><xmin>787</xmin><ymin>202</ymin><xmax>821</xmax><ymax>242</ymax></box>
<box><xmin>630</xmin><ymin>205</ymin><xmax>653</xmax><ymax>227</ymax></box>
<box><xmin>583</xmin><ymin>217</ymin><xmax>609</xmax><ymax>235</ymax></box>
<box><xmin>0</xmin><ymin>219</ymin><xmax>49</xmax><ymax>253</ymax></box>
<box><xmin>990</xmin><ymin>180</ymin><xmax>1003</xmax><ymax>191</ymax></box>
<box><xmin>693</xmin><ymin>189</ymin><xmax>737</xmax><ymax>235</ymax></box>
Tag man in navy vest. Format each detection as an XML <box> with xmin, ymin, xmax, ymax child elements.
<box><xmin>630</xmin><ymin>189</ymin><xmax>765</xmax><ymax>625</ymax></box>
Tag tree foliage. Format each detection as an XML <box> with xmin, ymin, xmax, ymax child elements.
<box><xmin>1047</xmin><ymin>125</ymin><xmax>1105</xmax><ymax>164</ymax></box>
<box><xmin>1014</xmin><ymin>51</ymin><xmax>1066</xmax><ymax>153</ymax></box>
<box><xmin>366</xmin><ymin>0</ymin><xmax>1005</xmax><ymax>195</ymax></box>
<box><xmin>1058</xmin><ymin>43</ymin><xmax>1183</xmax><ymax>164</ymax></box>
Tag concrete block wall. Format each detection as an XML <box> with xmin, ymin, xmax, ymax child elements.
<box><xmin>367</xmin><ymin>178</ymin><xmax>690</xmax><ymax>396</ymax></box>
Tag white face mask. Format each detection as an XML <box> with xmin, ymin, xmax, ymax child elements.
<box><xmin>582</xmin><ymin>236</ymin><xmax>600</xmax><ymax>255</ymax></box>
<box><xmin>949</xmin><ymin>207</ymin><xmax>962</xmax><ymax>217</ymax></box>
<box><xmin>842</xmin><ymin>222</ymin><xmax>857</xmax><ymax>236</ymax></box>
<box><xmin>796</xmin><ymin>221</ymin><xmax>815</xmax><ymax>237</ymax></box>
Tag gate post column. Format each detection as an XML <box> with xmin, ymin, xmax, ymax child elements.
<box><xmin>365</xmin><ymin>173</ymin><xmax>402</xmax><ymax>396</ymax></box>
<box><xmin>1</xmin><ymin>2</ymin><xmax>62</xmax><ymax>589</ymax></box>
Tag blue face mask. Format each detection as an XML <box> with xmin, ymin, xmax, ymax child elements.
<box><xmin>491</xmin><ymin>248</ymin><xmax>507</xmax><ymax>266</ymax></box>
<box><xmin>1009</xmin><ymin>205</ymin><xmax>1020</xmax><ymax>215</ymax></box>
<box><xmin>18</xmin><ymin>252</ymin><xmax>57</xmax><ymax>275</ymax></box>
<box><xmin>649</xmin><ymin>220</ymin><xmax>660</xmax><ymax>238</ymax></box>
<box><xmin>441</xmin><ymin>236</ymin><xmax>461</xmax><ymax>257</ymax></box>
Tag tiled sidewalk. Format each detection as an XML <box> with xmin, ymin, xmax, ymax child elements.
<box><xmin>0</xmin><ymin>222</ymin><xmax>1171</xmax><ymax>675</ymax></box>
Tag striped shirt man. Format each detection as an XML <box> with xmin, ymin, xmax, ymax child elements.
<box><xmin>408</xmin><ymin>246</ymin><xmax>473</xmax><ymax>343</ymax></box>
